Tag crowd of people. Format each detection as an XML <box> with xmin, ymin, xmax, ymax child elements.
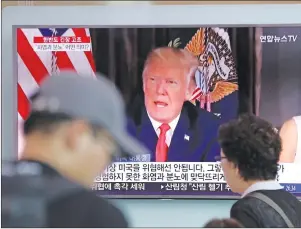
<box><xmin>3</xmin><ymin>47</ymin><xmax>301</xmax><ymax>227</ymax></box>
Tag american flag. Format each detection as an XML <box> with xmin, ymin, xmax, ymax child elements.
<box><xmin>17</xmin><ymin>28</ymin><xmax>96</xmax><ymax>154</ymax></box>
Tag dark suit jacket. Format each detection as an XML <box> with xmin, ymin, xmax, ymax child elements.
<box><xmin>210</xmin><ymin>91</ymin><xmax>239</xmax><ymax>123</ymax></box>
<box><xmin>124</xmin><ymin>95</ymin><xmax>221</xmax><ymax>162</ymax></box>
<box><xmin>195</xmin><ymin>91</ymin><xmax>239</xmax><ymax>123</ymax></box>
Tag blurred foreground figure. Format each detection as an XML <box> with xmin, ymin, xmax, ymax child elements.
<box><xmin>2</xmin><ymin>72</ymin><xmax>148</xmax><ymax>228</ymax></box>
<box><xmin>203</xmin><ymin>218</ymin><xmax>243</xmax><ymax>228</ymax></box>
<box><xmin>217</xmin><ymin>114</ymin><xmax>301</xmax><ymax>228</ymax></box>
<box><xmin>279</xmin><ymin>116</ymin><xmax>301</xmax><ymax>163</ymax></box>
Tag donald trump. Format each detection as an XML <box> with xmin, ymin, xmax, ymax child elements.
<box><xmin>126</xmin><ymin>47</ymin><xmax>221</xmax><ymax>162</ymax></box>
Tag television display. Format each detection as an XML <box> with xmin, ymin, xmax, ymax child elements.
<box><xmin>17</xmin><ymin>26</ymin><xmax>301</xmax><ymax>199</ymax></box>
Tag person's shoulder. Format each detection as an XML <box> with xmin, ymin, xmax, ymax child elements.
<box><xmin>231</xmin><ymin>196</ymin><xmax>255</xmax><ymax>212</ymax></box>
<box><xmin>230</xmin><ymin>197</ymin><xmax>261</xmax><ymax>228</ymax></box>
<box><xmin>90</xmin><ymin>195</ymin><xmax>129</xmax><ymax>227</ymax></box>
<box><xmin>75</xmin><ymin>191</ymin><xmax>129</xmax><ymax>227</ymax></box>
<box><xmin>231</xmin><ymin>195</ymin><xmax>267</xmax><ymax>218</ymax></box>
<box><xmin>183</xmin><ymin>102</ymin><xmax>220</xmax><ymax>122</ymax></box>
<box><xmin>198</xmin><ymin>108</ymin><xmax>221</xmax><ymax>122</ymax></box>
<box><xmin>231</xmin><ymin>190</ymin><xmax>300</xmax><ymax>216</ymax></box>
<box><xmin>182</xmin><ymin>102</ymin><xmax>221</xmax><ymax>136</ymax></box>
<box><xmin>50</xmin><ymin>189</ymin><xmax>128</xmax><ymax>227</ymax></box>
<box><xmin>231</xmin><ymin>197</ymin><xmax>262</xmax><ymax>220</ymax></box>
<box><xmin>196</xmin><ymin>107</ymin><xmax>222</xmax><ymax>130</ymax></box>
<box><xmin>281</xmin><ymin>118</ymin><xmax>298</xmax><ymax>133</ymax></box>
<box><xmin>232</xmin><ymin>190</ymin><xmax>301</xmax><ymax>227</ymax></box>
<box><xmin>259</xmin><ymin>189</ymin><xmax>301</xmax><ymax>208</ymax></box>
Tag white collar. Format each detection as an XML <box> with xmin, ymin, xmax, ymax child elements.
<box><xmin>147</xmin><ymin>112</ymin><xmax>181</xmax><ymax>133</ymax></box>
<box><xmin>241</xmin><ymin>180</ymin><xmax>283</xmax><ymax>198</ymax></box>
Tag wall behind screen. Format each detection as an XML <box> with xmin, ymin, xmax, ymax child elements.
<box><xmin>259</xmin><ymin>27</ymin><xmax>301</xmax><ymax>127</ymax></box>
<box><xmin>111</xmin><ymin>199</ymin><xmax>235</xmax><ymax>227</ymax></box>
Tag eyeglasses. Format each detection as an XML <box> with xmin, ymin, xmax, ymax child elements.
<box><xmin>214</xmin><ymin>156</ymin><xmax>227</xmax><ymax>162</ymax></box>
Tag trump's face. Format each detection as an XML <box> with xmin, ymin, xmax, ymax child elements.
<box><xmin>143</xmin><ymin>61</ymin><xmax>188</xmax><ymax>123</ymax></box>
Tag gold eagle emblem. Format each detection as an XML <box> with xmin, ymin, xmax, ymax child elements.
<box><xmin>201</xmin><ymin>81</ymin><xmax>238</xmax><ymax>103</ymax></box>
<box><xmin>168</xmin><ymin>28</ymin><xmax>238</xmax><ymax>107</ymax></box>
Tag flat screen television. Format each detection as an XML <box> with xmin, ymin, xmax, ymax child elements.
<box><xmin>3</xmin><ymin>4</ymin><xmax>301</xmax><ymax>199</ymax></box>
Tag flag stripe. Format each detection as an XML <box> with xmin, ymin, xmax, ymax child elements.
<box><xmin>66</xmin><ymin>51</ymin><xmax>93</xmax><ymax>75</ymax></box>
<box><xmin>21</xmin><ymin>29</ymin><xmax>53</xmax><ymax>74</ymax></box>
<box><xmin>60</xmin><ymin>28</ymin><xmax>94</xmax><ymax>75</ymax></box>
<box><xmin>17</xmin><ymin>84</ymin><xmax>30</xmax><ymax>120</ymax></box>
<box><xmin>72</xmin><ymin>28</ymin><xmax>96</xmax><ymax>72</ymax></box>
<box><xmin>17</xmin><ymin>28</ymin><xmax>49</xmax><ymax>85</ymax></box>
<box><xmin>18</xmin><ymin>28</ymin><xmax>96</xmax><ymax>156</ymax></box>
<box><xmin>190</xmin><ymin>87</ymin><xmax>202</xmax><ymax>101</ymax></box>
<box><xmin>55</xmin><ymin>51</ymin><xmax>76</xmax><ymax>71</ymax></box>
<box><xmin>17</xmin><ymin>54</ymin><xmax>40</xmax><ymax>98</ymax></box>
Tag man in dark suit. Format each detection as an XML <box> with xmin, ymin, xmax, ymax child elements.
<box><xmin>124</xmin><ymin>47</ymin><xmax>221</xmax><ymax>162</ymax></box>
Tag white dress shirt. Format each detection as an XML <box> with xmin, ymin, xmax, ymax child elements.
<box><xmin>241</xmin><ymin>180</ymin><xmax>283</xmax><ymax>198</ymax></box>
<box><xmin>147</xmin><ymin>113</ymin><xmax>181</xmax><ymax>147</ymax></box>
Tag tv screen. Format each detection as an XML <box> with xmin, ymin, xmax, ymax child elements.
<box><xmin>16</xmin><ymin>26</ymin><xmax>301</xmax><ymax>199</ymax></box>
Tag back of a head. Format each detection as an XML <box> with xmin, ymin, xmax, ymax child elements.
<box><xmin>218</xmin><ymin>113</ymin><xmax>281</xmax><ymax>181</ymax></box>
<box><xmin>203</xmin><ymin>218</ymin><xmax>244</xmax><ymax>228</ymax></box>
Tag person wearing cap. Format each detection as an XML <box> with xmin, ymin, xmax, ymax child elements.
<box><xmin>18</xmin><ymin>72</ymin><xmax>149</xmax><ymax>227</ymax></box>
<box><xmin>126</xmin><ymin>47</ymin><xmax>221</xmax><ymax>162</ymax></box>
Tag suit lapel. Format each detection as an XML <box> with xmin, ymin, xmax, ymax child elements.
<box><xmin>168</xmin><ymin>108</ymin><xmax>198</xmax><ymax>161</ymax></box>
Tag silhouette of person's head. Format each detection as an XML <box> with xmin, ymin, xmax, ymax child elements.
<box><xmin>203</xmin><ymin>218</ymin><xmax>243</xmax><ymax>228</ymax></box>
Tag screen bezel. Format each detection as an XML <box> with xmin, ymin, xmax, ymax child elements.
<box><xmin>3</xmin><ymin>4</ymin><xmax>301</xmax><ymax>199</ymax></box>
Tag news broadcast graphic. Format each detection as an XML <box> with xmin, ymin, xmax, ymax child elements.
<box><xmin>33</xmin><ymin>35</ymin><xmax>92</xmax><ymax>52</ymax></box>
<box><xmin>17</xmin><ymin>28</ymin><xmax>96</xmax><ymax>155</ymax></box>
<box><xmin>259</xmin><ymin>34</ymin><xmax>298</xmax><ymax>43</ymax></box>
<box><xmin>94</xmin><ymin>162</ymin><xmax>301</xmax><ymax>197</ymax></box>
<box><xmin>17</xmin><ymin>26</ymin><xmax>301</xmax><ymax>199</ymax></box>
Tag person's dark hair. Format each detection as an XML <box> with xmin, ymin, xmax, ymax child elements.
<box><xmin>203</xmin><ymin>218</ymin><xmax>244</xmax><ymax>228</ymax></box>
<box><xmin>23</xmin><ymin>111</ymin><xmax>73</xmax><ymax>135</ymax></box>
<box><xmin>24</xmin><ymin>91</ymin><xmax>105</xmax><ymax>136</ymax></box>
<box><xmin>23</xmin><ymin>111</ymin><xmax>106</xmax><ymax>137</ymax></box>
<box><xmin>23</xmin><ymin>92</ymin><xmax>73</xmax><ymax>135</ymax></box>
<box><xmin>218</xmin><ymin>113</ymin><xmax>281</xmax><ymax>181</ymax></box>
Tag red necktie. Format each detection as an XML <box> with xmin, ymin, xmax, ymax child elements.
<box><xmin>156</xmin><ymin>123</ymin><xmax>170</xmax><ymax>162</ymax></box>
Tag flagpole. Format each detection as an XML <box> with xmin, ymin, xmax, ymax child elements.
<box><xmin>50</xmin><ymin>28</ymin><xmax>59</xmax><ymax>75</ymax></box>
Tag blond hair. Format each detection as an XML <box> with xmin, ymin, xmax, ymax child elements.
<box><xmin>142</xmin><ymin>47</ymin><xmax>199</xmax><ymax>86</ymax></box>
